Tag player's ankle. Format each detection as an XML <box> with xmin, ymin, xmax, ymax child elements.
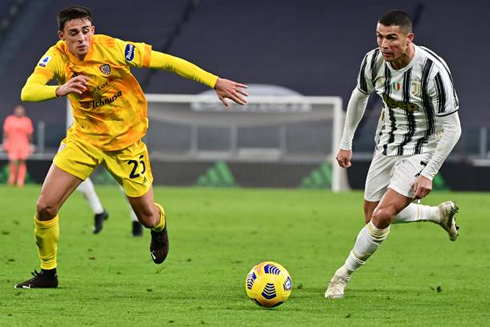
<box><xmin>41</xmin><ymin>268</ymin><xmax>57</xmax><ymax>277</ymax></box>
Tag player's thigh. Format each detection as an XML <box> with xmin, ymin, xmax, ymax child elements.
<box><xmin>364</xmin><ymin>150</ymin><xmax>397</xmax><ymax>202</ymax></box>
<box><xmin>104</xmin><ymin>140</ymin><xmax>153</xmax><ymax>198</ymax></box>
<box><xmin>7</xmin><ymin>147</ymin><xmax>21</xmax><ymax>162</ymax></box>
<box><xmin>54</xmin><ymin>137</ymin><xmax>102</xmax><ymax>181</ymax></box>
<box><xmin>388</xmin><ymin>153</ymin><xmax>432</xmax><ymax>198</ymax></box>
<box><xmin>38</xmin><ymin>138</ymin><xmax>101</xmax><ymax>214</ymax></box>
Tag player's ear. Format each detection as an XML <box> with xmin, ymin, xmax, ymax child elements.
<box><xmin>406</xmin><ymin>32</ymin><xmax>414</xmax><ymax>44</ymax></box>
<box><xmin>58</xmin><ymin>30</ymin><xmax>65</xmax><ymax>41</ymax></box>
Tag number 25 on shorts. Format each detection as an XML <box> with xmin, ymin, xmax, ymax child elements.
<box><xmin>127</xmin><ymin>155</ymin><xmax>146</xmax><ymax>179</ymax></box>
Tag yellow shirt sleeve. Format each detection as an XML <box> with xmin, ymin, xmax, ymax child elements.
<box><xmin>21</xmin><ymin>47</ymin><xmax>63</xmax><ymax>102</ymax></box>
<box><xmin>113</xmin><ymin>37</ymin><xmax>152</xmax><ymax>68</ymax></box>
<box><xmin>148</xmin><ymin>51</ymin><xmax>218</xmax><ymax>88</ymax></box>
<box><xmin>21</xmin><ymin>71</ymin><xmax>58</xmax><ymax>102</ymax></box>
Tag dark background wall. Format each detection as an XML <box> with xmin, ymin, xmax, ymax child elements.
<box><xmin>0</xmin><ymin>0</ymin><xmax>489</xmax><ymax>190</ymax></box>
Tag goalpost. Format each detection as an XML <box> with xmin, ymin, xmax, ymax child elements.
<box><xmin>144</xmin><ymin>94</ymin><xmax>349</xmax><ymax>192</ymax></box>
<box><xmin>67</xmin><ymin>94</ymin><xmax>349</xmax><ymax>191</ymax></box>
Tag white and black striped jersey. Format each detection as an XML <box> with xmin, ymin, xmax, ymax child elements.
<box><xmin>357</xmin><ymin>44</ymin><xmax>459</xmax><ymax>156</ymax></box>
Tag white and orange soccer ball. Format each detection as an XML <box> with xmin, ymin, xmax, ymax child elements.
<box><xmin>245</xmin><ymin>261</ymin><xmax>292</xmax><ymax>307</ymax></box>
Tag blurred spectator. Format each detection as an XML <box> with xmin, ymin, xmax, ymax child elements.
<box><xmin>2</xmin><ymin>105</ymin><xmax>34</xmax><ymax>187</ymax></box>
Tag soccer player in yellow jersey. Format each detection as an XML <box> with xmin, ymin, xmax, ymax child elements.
<box><xmin>15</xmin><ymin>5</ymin><xmax>247</xmax><ymax>288</ymax></box>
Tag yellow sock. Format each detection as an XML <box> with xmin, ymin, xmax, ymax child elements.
<box><xmin>34</xmin><ymin>215</ymin><xmax>59</xmax><ymax>270</ymax></box>
<box><xmin>152</xmin><ymin>203</ymin><xmax>166</xmax><ymax>232</ymax></box>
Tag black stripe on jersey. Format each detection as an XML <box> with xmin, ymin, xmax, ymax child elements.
<box><xmin>358</xmin><ymin>54</ymin><xmax>369</xmax><ymax>94</ymax></box>
<box><xmin>370</xmin><ymin>49</ymin><xmax>380</xmax><ymax>85</ymax></box>
<box><xmin>420</xmin><ymin>46</ymin><xmax>459</xmax><ymax>107</ymax></box>
<box><xmin>382</xmin><ymin>65</ymin><xmax>396</xmax><ymax>155</ymax></box>
<box><xmin>397</xmin><ymin>68</ymin><xmax>415</xmax><ymax>155</ymax></box>
<box><xmin>415</xmin><ymin>59</ymin><xmax>435</xmax><ymax>154</ymax></box>
<box><xmin>434</xmin><ymin>72</ymin><xmax>447</xmax><ymax>114</ymax></box>
<box><xmin>438</xmin><ymin>109</ymin><xmax>459</xmax><ymax>117</ymax></box>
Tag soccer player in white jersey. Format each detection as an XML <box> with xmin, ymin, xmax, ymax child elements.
<box><xmin>325</xmin><ymin>10</ymin><xmax>461</xmax><ymax>298</ymax></box>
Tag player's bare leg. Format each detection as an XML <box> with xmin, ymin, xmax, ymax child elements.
<box><xmin>16</xmin><ymin>164</ymin><xmax>82</xmax><ymax>288</ymax></box>
<box><xmin>127</xmin><ymin>186</ymin><xmax>169</xmax><ymax>264</ymax></box>
<box><xmin>326</xmin><ymin>189</ymin><xmax>411</xmax><ymax>298</ymax></box>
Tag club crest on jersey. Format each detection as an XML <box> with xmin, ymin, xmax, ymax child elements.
<box><xmin>411</xmin><ymin>80</ymin><xmax>421</xmax><ymax>97</ymax></box>
<box><xmin>99</xmin><ymin>64</ymin><xmax>111</xmax><ymax>75</ymax></box>
<box><xmin>38</xmin><ymin>56</ymin><xmax>51</xmax><ymax>67</ymax></box>
<box><xmin>125</xmin><ymin>44</ymin><xmax>135</xmax><ymax>62</ymax></box>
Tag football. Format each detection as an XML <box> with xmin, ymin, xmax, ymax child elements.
<box><xmin>245</xmin><ymin>261</ymin><xmax>292</xmax><ymax>307</ymax></box>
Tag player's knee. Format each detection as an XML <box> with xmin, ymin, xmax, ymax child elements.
<box><xmin>36</xmin><ymin>199</ymin><xmax>59</xmax><ymax>220</ymax></box>
<box><xmin>371</xmin><ymin>207</ymin><xmax>394</xmax><ymax>228</ymax></box>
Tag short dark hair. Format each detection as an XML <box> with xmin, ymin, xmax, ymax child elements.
<box><xmin>378</xmin><ymin>10</ymin><xmax>413</xmax><ymax>33</ymax></box>
<box><xmin>57</xmin><ymin>5</ymin><xmax>93</xmax><ymax>31</ymax></box>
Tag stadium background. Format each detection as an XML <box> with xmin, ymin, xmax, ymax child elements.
<box><xmin>0</xmin><ymin>0</ymin><xmax>488</xmax><ymax>190</ymax></box>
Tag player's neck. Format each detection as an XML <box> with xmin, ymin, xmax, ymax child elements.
<box><xmin>390</xmin><ymin>44</ymin><xmax>415</xmax><ymax>70</ymax></box>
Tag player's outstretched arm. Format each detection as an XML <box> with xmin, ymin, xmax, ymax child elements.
<box><xmin>214</xmin><ymin>78</ymin><xmax>248</xmax><ymax>108</ymax></box>
<box><xmin>148</xmin><ymin>51</ymin><xmax>247</xmax><ymax>107</ymax></box>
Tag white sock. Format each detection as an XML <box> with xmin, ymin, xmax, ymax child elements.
<box><xmin>118</xmin><ymin>185</ymin><xmax>138</xmax><ymax>222</ymax></box>
<box><xmin>77</xmin><ymin>178</ymin><xmax>104</xmax><ymax>215</ymax></box>
<box><xmin>344</xmin><ymin>221</ymin><xmax>390</xmax><ymax>273</ymax></box>
<box><xmin>393</xmin><ymin>203</ymin><xmax>440</xmax><ymax>224</ymax></box>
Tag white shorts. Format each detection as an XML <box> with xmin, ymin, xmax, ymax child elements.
<box><xmin>364</xmin><ymin>150</ymin><xmax>433</xmax><ymax>201</ymax></box>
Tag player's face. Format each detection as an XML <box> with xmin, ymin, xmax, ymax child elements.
<box><xmin>376</xmin><ymin>24</ymin><xmax>414</xmax><ymax>64</ymax></box>
<box><xmin>13</xmin><ymin>105</ymin><xmax>25</xmax><ymax>117</ymax></box>
<box><xmin>58</xmin><ymin>18</ymin><xmax>95</xmax><ymax>60</ymax></box>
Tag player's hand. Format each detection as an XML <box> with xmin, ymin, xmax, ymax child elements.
<box><xmin>29</xmin><ymin>144</ymin><xmax>36</xmax><ymax>154</ymax></box>
<box><xmin>214</xmin><ymin>78</ymin><xmax>248</xmax><ymax>108</ymax></box>
<box><xmin>56</xmin><ymin>75</ymin><xmax>90</xmax><ymax>96</ymax></box>
<box><xmin>336</xmin><ymin>149</ymin><xmax>353</xmax><ymax>168</ymax></box>
<box><xmin>412</xmin><ymin>175</ymin><xmax>432</xmax><ymax>200</ymax></box>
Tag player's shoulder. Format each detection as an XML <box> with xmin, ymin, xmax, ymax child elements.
<box><xmin>46</xmin><ymin>40</ymin><xmax>67</xmax><ymax>57</ymax></box>
<box><xmin>362</xmin><ymin>48</ymin><xmax>384</xmax><ymax>64</ymax></box>
<box><xmin>416</xmin><ymin>45</ymin><xmax>451</xmax><ymax>72</ymax></box>
<box><xmin>92</xmin><ymin>34</ymin><xmax>118</xmax><ymax>47</ymax></box>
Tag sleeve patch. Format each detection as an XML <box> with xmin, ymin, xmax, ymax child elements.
<box><xmin>125</xmin><ymin>44</ymin><xmax>135</xmax><ymax>62</ymax></box>
<box><xmin>38</xmin><ymin>56</ymin><xmax>52</xmax><ymax>67</ymax></box>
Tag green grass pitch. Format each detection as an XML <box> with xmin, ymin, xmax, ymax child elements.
<box><xmin>0</xmin><ymin>185</ymin><xmax>489</xmax><ymax>326</ymax></box>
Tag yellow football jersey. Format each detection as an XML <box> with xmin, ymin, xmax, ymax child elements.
<box><xmin>31</xmin><ymin>35</ymin><xmax>152</xmax><ymax>151</ymax></box>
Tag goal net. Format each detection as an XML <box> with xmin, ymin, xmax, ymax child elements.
<box><xmin>143</xmin><ymin>93</ymin><xmax>349</xmax><ymax>192</ymax></box>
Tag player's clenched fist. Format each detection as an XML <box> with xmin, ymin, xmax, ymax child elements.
<box><xmin>336</xmin><ymin>149</ymin><xmax>353</xmax><ymax>168</ymax></box>
<box><xmin>56</xmin><ymin>75</ymin><xmax>90</xmax><ymax>96</ymax></box>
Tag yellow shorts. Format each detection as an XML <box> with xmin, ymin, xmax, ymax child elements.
<box><xmin>53</xmin><ymin>136</ymin><xmax>153</xmax><ymax>197</ymax></box>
